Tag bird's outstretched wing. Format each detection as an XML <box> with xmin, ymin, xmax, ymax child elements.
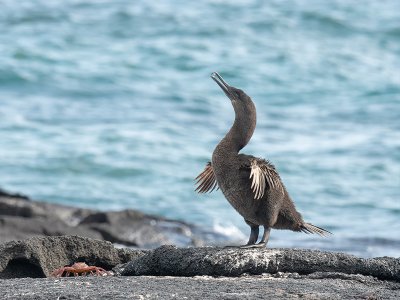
<box><xmin>248</xmin><ymin>158</ymin><xmax>284</xmax><ymax>199</ymax></box>
<box><xmin>195</xmin><ymin>162</ymin><xmax>218</xmax><ymax>193</ymax></box>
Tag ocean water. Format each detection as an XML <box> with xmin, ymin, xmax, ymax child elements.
<box><xmin>0</xmin><ymin>0</ymin><xmax>399</xmax><ymax>257</ymax></box>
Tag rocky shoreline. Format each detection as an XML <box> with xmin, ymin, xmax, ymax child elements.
<box><xmin>0</xmin><ymin>235</ymin><xmax>399</xmax><ymax>299</ymax></box>
<box><xmin>0</xmin><ymin>188</ymin><xmax>211</xmax><ymax>248</ymax></box>
<box><xmin>1</xmin><ymin>189</ymin><xmax>399</xmax><ymax>299</ymax></box>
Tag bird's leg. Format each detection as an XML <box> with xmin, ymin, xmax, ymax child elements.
<box><xmin>224</xmin><ymin>222</ymin><xmax>259</xmax><ymax>248</ymax></box>
<box><xmin>238</xmin><ymin>223</ymin><xmax>261</xmax><ymax>249</ymax></box>
<box><xmin>246</xmin><ymin>224</ymin><xmax>259</xmax><ymax>245</ymax></box>
<box><xmin>256</xmin><ymin>226</ymin><xmax>271</xmax><ymax>247</ymax></box>
<box><xmin>240</xmin><ymin>226</ymin><xmax>271</xmax><ymax>249</ymax></box>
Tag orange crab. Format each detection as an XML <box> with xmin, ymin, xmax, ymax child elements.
<box><xmin>51</xmin><ymin>262</ymin><xmax>111</xmax><ymax>277</ymax></box>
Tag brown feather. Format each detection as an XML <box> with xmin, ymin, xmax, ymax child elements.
<box><xmin>300</xmin><ymin>223</ymin><xmax>332</xmax><ymax>237</ymax></box>
<box><xmin>249</xmin><ymin>159</ymin><xmax>284</xmax><ymax>199</ymax></box>
<box><xmin>195</xmin><ymin>162</ymin><xmax>219</xmax><ymax>193</ymax></box>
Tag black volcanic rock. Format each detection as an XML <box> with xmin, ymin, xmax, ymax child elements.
<box><xmin>0</xmin><ymin>188</ymin><xmax>30</xmax><ymax>200</ymax></box>
<box><xmin>121</xmin><ymin>245</ymin><xmax>400</xmax><ymax>282</ymax></box>
<box><xmin>78</xmin><ymin>210</ymin><xmax>196</xmax><ymax>247</ymax></box>
<box><xmin>1</xmin><ymin>274</ymin><xmax>399</xmax><ymax>300</ymax></box>
<box><xmin>0</xmin><ymin>235</ymin><xmax>144</xmax><ymax>279</ymax></box>
<box><xmin>0</xmin><ymin>215</ymin><xmax>103</xmax><ymax>242</ymax></box>
<box><xmin>1</xmin><ymin>189</ymin><xmax>399</xmax><ymax>299</ymax></box>
<box><xmin>0</xmin><ymin>237</ymin><xmax>399</xmax><ymax>299</ymax></box>
<box><xmin>0</xmin><ymin>191</ymin><xmax>202</xmax><ymax>248</ymax></box>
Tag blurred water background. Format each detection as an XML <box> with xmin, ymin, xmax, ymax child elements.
<box><xmin>0</xmin><ymin>0</ymin><xmax>399</xmax><ymax>257</ymax></box>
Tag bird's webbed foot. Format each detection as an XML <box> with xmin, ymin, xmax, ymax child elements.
<box><xmin>224</xmin><ymin>224</ymin><xmax>272</xmax><ymax>249</ymax></box>
<box><xmin>223</xmin><ymin>224</ymin><xmax>259</xmax><ymax>249</ymax></box>
<box><xmin>225</xmin><ymin>226</ymin><xmax>271</xmax><ymax>249</ymax></box>
<box><xmin>239</xmin><ymin>242</ymin><xmax>267</xmax><ymax>249</ymax></box>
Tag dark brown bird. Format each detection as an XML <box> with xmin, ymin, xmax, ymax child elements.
<box><xmin>195</xmin><ymin>72</ymin><xmax>331</xmax><ymax>248</ymax></box>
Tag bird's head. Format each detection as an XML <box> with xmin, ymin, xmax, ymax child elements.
<box><xmin>211</xmin><ymin>72</ymin><xmax>255</xmax><ymax>115</ymax></box>
<box><xmin>211</xmin><ymin>72</ymin><xmax>256</xmax><ymax>150</ymax></box>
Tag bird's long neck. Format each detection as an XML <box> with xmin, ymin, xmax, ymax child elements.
<box><xmin>218</xmin><ymin>101</ymin><xmax>257</xmax><ymax>154</ymax></box>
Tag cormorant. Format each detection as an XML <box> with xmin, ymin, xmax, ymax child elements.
<box><xmin>195</xmin><ymin>72</ymin><xmax>331</xmax><ymax>248</ymax></box>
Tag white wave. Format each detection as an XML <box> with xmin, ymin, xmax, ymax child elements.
<box><xmin>212</xmin><ymin>221</ymin><xmax>246</xmax><ymax>241</ymax></box>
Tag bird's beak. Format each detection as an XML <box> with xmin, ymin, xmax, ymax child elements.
<box><xmin>211</xmin><ymin>72</ymin><xmax>232</xmax><ymax>98</ymax></box>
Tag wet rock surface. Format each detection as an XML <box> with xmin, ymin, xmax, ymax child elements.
<box><xmin>0</xmin><ymin>189</ymin><xmax>203</xmax><ymax>248</ymax></box>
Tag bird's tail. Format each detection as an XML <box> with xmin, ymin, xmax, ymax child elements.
<box><xmin>300</xmin><ymin>223</ymin><xmax>332</xmax><ymax>237</ymax></box>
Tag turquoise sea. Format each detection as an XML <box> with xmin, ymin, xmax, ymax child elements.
<box><xmin>0</xmin><ymin>0</ymin><xmax>399</xmax><ymax>257</ymax></box>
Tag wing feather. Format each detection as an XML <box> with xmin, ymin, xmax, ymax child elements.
<box><xmin>195</xmin><ymin>162</ymin><xmax>219</xmax><ymax>193</ymax></box>
<box><xmin>249</xmin><ymin>159</ymin><xmax>284</xmax><ymax>199</ymax></box>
